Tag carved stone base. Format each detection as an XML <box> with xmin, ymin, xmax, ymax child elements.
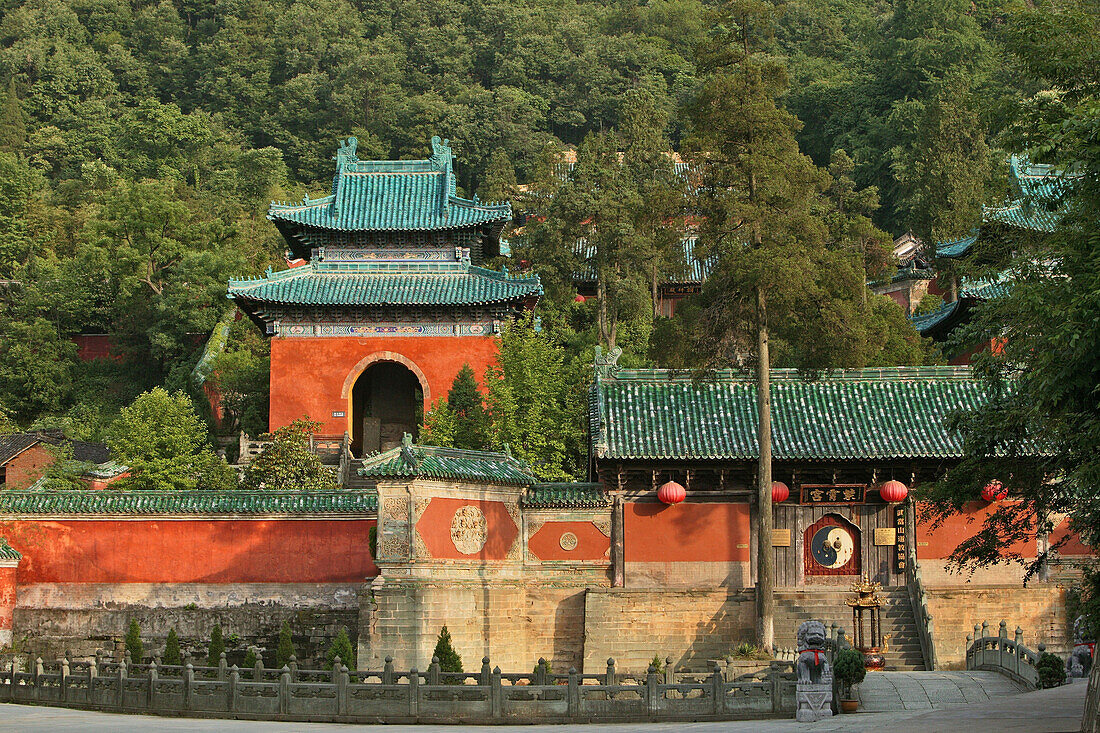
<box><xmin>795</xmin><ymin>682</ymin><xmax>834</xmax><ymax>722</ymax></box>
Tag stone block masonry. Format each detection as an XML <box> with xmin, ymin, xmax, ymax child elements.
<box><xmin>13</xmin><ymin>583</ymin><xmax>359</xmax><ymax>666</ymax></box>
<box><xmin>925</xmin><ymin>584</ymin><xmax>1067</xmax><ymax>668</ymax></box>
<box><xmin>582</xmin><ymin>587</ymin><xmax>756</xmax><ymax>674</ymax></box>
<box><xmin>360</xmin><ymin>580</ymin><xmax>587</xmax><ymax>672</ymax></box>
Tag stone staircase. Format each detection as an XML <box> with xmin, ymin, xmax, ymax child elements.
<box><xmin>772</xmin><ymin>586</ymin><xmax>926</xmax><ymax>671</ymax></box>
<box><xmin>343</xmin><ymin>459</ymin><xmax>371</xmax><ymax>488</ymax></box>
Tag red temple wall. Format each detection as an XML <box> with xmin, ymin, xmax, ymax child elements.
<box><xmin>0</xmin><ymin>519</ymin><xmax>377</xmax><ymax>584</ymax></box>
<box><xmin>269</xmin><ymin>336</ymin><xmax>499</xmax><ymax>434</ymax></box>
<box><xmin>624</xmin><ymin>502</ymin><xmax>751</xmax><ymax>562</ymax></box>
<box><xmin>915</xmin><ymin>501</ymin><xmax>1036</xmax><ymax>560</ymax></box>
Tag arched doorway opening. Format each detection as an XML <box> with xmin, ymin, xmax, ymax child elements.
<box><xmin>351</xmin><ymin>361</ymin><xmax>424</xmax><ymax>456</ymax></box>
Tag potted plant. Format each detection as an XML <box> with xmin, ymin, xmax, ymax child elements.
<box><xmin>833</xmin><ymin>648</ymin><xmax>866</xmax><ymax>713</ymax></box>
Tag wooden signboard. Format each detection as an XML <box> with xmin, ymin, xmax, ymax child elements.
<box><xmin>894</xmin><ymin>505</ymin><xmax>908</xmax><ymax>574</ymax></box>
<box><xmin>799</xmin><ymin>484</ymin><xmax>866</xmax><ymax>505</ymax></box>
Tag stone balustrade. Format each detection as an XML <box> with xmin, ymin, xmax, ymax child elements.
<box><xmin>965</xmin><ymin>620</ymin><xmax>1042</xmax><ymax>688</ymax></box>
<box><xmin>0</xmin><ymin>653</ymin><xmax>797</xmax><ymax>724</ymax></box>
<box><xmin>905</xmin><ymin>540</ymin><xmax>938</xmax><ymax>670</ymax></box>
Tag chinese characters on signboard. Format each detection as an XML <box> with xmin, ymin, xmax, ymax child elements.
<box><xmin>894</xmin><ymin>505</ymin><xmax>907</xmax><ymax>574</ymax></box>
<box><xmin>798</xmin><ymin>484</ymin><xmax>866</xmax><ymax>505</ymax></box>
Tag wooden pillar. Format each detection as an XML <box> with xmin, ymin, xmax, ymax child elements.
<box><xmin>611</xmin><ymin>496</ymin><xmax>625</xmax><ymax>588</ymax></box>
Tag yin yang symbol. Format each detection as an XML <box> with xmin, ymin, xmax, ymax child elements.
<box><xmin>811</xmin><ymin>526</ymin><xmax>854</xmax><ymax>569</ymax></box>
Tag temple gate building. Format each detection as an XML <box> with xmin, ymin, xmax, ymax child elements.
<box><xmin>228</xmin><ymin>136</ymin><xmax>541</xmax><ymax>453</ymax></box>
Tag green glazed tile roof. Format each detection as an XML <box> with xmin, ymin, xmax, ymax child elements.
<box><xmin>0</xmin><ymin>490</ymin><xmax>377</xmax><ymax>515</ymax></box>
<box><xmin>911</xmin><ymin>276</ymin><xmax>1013</xmax><ymax>336</ymax></box>
<box><xmin>228</xmin><ymin>261</ymin><xmax>541</xmax><ymax>307</ymax></box>
<box><xmin>935</xmin><ymin>231</ymin><xmax>980</xmax><ymax>259</ymax></box>
<box><xmin>268</xmin><ymin>136</ymin><xmax>510</xmax><ymax>232</ymax></box>
<box><xmin>910</xmin><ymin>300</ymin><xmax>962</xmax><ymax>334</ymax></box>
<box><xmin>358</xmin><ymin>442</ymin><xmax>536</xmax><ymax>485</ymax></box>
<box><xmin>592</xmin><ymin>366</ymin><xmax>992</xmax><ymax>461</ymax></box>
<box><xmin>0</xmin><ymin>538</ymin><xmax>21</xmax><ymax>562</ymax></box>
<box><xmin>524</xmin><ymin>483</ymin><xmax>610</xmax><ymax>508</ymax></box>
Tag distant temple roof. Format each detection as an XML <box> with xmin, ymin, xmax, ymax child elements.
<box><xmin>228</xmin><ymin>259</ymin><xmax>542</xmax><ymax>310</ymax></box>
<box><xmin>911</xmin><ymin>275</ymin><xmax>1013</xmax><ymax>338</ymax></box>
<box><xmin>268</xmin><ymin>136</ymin><xmax>511</xmax><ymax>233</ymax></box>
<box><xmin>0</xmin><ymin>432</ymin><xmax>110</xmax><ymax>466</ymax></box>
<box><xmin>591</xmin><ymin>366</ymin><xmax>991</xmax><ymax>462</ymax></box>
<box><xmin>358</xmin><ymin>439</ymin><xmax>537</xmax><ymax>485</ymax></box>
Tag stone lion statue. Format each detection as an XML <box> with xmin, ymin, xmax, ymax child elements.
<box><xmin>1067</xmin><ymin>615</ymin><xmax>1094</xmax><ymax>678</ymax></box>
<box><xmin>796</xmin><ymin>620</ymin><xmax>831</xmax><ymax>685</ymax></box>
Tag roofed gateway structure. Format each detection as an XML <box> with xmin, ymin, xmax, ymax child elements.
<box><xmin>229</xmin><ymin>136</ymin><xmax>541</xmax><ymax>454</ymax></box>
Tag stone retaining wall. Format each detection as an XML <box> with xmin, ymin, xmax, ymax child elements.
<box><xmin>925</xmin><ymin>585</ymin><xmax>1067</xmax><ymax>669</ymax></box>
<box><xmin>13</xmin><ymin>583</ymin><xmax>359</xmax><ymax>666</ymax></box>
<box><xmin>582</xmin><ymin>588</ymin><xmax>756</xmax><ymax>674</ymax></box>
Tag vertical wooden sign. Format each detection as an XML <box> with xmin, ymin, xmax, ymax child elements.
<box><xmin>894</xmin><ymin>505</ymin><xmax>907</xmax><ymax>574</ymax></box>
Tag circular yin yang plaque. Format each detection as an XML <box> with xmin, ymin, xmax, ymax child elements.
<box><xmin>450</xmin><ymin>505</ymin><xmax>488</xmax><ymax>555</ymax></box>
<box><xmin>810</xmin><ymin>525</ymin><xmax>855</xmax><ymax>569</ymax></box>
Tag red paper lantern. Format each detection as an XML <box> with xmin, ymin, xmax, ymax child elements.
<box><xmin>771</xmin><ymin>481</ymin><xmax>790</xmax><ymax>503</ymax></box>
<box><xmin>657</xmin><ymin>480</ymin><xmax>686</xmax><ymax>505</ymax></box>
<box><xmin>981</xmin><ymin>480</ymin><xmax>1007</xmax><ymax>502</ymax></box>
<box><xmin>574</xmin><ymin>294</ymin><xmax>587</xmax><ymax>303</ymax></box>
<box><xmin>879</xmin><ymin>480</ymin><xmax>909</xmax><ymax>503</ymax></box>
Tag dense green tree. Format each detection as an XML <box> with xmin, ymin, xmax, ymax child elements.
<box><xmin>125</xmin><ymin>619</ymin><xmax>143</xmax><ymax>662</ymax></box>
<box><xmin>242</xmin><ymin>418</ymin><xmax>336</xmax><ymax>491</ymax></box>
<box><xmin>485</xmin><ymin>314</ymin><xmax>585</xmax><ymax>480</ymax></box>
<box><xmin>422</xmin><ymin>364</ymin><xmax>490</xmax><ymax>450</ymax></box>
<box><xmin>107</xmin><ymin>387</ymin><xmax>231</xmax><ymax>490</ymax></box>
<box><xmin>0</xmin><ymin>78</ymin><xmax>26</xmax><ymax>154</ymax></box>
<box><xmin>276</xmin><ymin>621</ymin><xmax>296</xmax><ymax>668</ymax></box>
<box><xmin>922</xmin><ymin>0</ymin><xmax>1100</xmax><ymax>576</ymax></box>
<box><xmin>163</xmin><ymin>628</ymin><xmax>182</xmax><ymax>666</ymax></box>
<box><xmin>432</xmin><ymin>626</ymin><xmax>462</xmax><ymax>674</ymax></box>
<box><xmin>207</xmin><ymin>625</ymin><xmax>225</xmax><ymax>667</ymax></box>
<box><xmin>326</xmin><ymin>627</ymin><xmax>355</xmax><ymax>671</ymax></box>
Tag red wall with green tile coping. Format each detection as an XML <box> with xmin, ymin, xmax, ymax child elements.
<box><xmin>0</xmin><ymin>519</ymin><xmax>377</xmax><ymax>584</ymax></box>
<box><xmin>269</xmin><ymin>336</ymin><xmax>499</xmax><ymax>434</ymax></box>
<box><xmin>624</xmin><ymin>502</ymin><xmax>751</xmax><ymax>562</ymax></box>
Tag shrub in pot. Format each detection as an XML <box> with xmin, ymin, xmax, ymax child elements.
<box><xmin>833</xmin><ymin>648</ymin><xmax>867</xmax><ymax>712</ymax></box>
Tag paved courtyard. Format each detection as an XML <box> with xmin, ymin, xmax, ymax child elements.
<box><xmin>0</xmin><ymin>674</ymin><xmax>1087</xmax><ymax>733</ymax></box>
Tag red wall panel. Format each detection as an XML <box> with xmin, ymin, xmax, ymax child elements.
<box><xmin>0</xmin><ymin>519</ymin><xmax>377</xmax><ymax>584</ymax></box>
<box><xmin>528</xmin><ymin>521</ymin><xmax>610</xmax><ymax>561</ymax></box>
<box><xmin>624</xmin><ymin>502</ymin><xmax>751</xmax><ymax>562</ymax></box>
<box><xmin>415</xmin><ymin>498</ymin><xmax>518</xmax><ymax>560</ymax></box>
<box><xmin>269</xmin><ymin>336</ymin><xmax>499</xmax><ymax>434</ymax></box>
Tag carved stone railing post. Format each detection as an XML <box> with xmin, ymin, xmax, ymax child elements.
<box><xmin>183</xmin><ymin>663</ymin><xmax>194</xmax><ymax>710</ymax></box>
<box><xmin>480</xmin><ymin>657</ymin><xmax>491</xmax><ymax>686</ymax></box>
<box><xmin>568</xmin><ymin>667</ymin><xmax>579</xmax><ymax>719</ymax></box>
<box><xmin>490</xmin><ymin>666</ymin><xmax>502</xmax><ymax>720</ymax></box>
<box><xmin>428</xmin><ymin>657</ymin><xmax>441</xmax><ymax>686</ymax></box>
<box><xmin>998</xmin><ymin>621</ymin><xmax>1008</xmax><ymax>670</ymax></box>
<box><xmin>228</xmin><ymin>665</ymin><xmax>238</xmax><ymax>712</ymax></box>
<box><xmin>664</xmin><ymin>657</ymin><xmax>675</xmax><ymax>685</ymax></box>
<box><xmin>605</xmin><ymin>658</ymin><xmax>616</xmax><ymax>686</ymax></box>
<box><xmin>61</xmin><ymin>656</ymin><xmax>70</xmax><ymax>703</ymax></box>
<box><xmin>383</xmin><ymin>656</ymin><xmax>394</xmax><ymax>685</ymax></box>
<box><xmin>332</xmin><ymin>656</ymin><xmax>342</xmax><ymax>684</ymax></box>
<box><xmin>535</xmin><ymin>658</ymin><xmax>547</xmax><ymax>686</ymax></box>
<box><xmin>218</xmin><ymin>651</ymin><xmax>227</xmax><ymax>681</ymax></box>
<box><xmin>337</xmin><ymin>664</ymin><xmax>348</xmax><ymax>716</ymax></box>
<box><xmin>711</xmin><ymin>664</ymin><xmax>723</xmax><ymax>716</ymax></box>
<box><xmin>253</xmin><ymin>657</ymin><xmax>264</xmax><ymax>682</ymax></box>
<box><xmin>148</xmin><ymin>660</ymin><xmax>157</xmax><ymax>708</ymax></box>
<box><xmin>408</xmin><ymin>668</ymin><xmax>419</xmax><ymax>718</ymax></box>
<box><xmin>289</xmin><ymin>655</ymin><xmax>298</xmax><ymax>682</ymax></box>
<box><xmin>646</xmin><ymin>664</ymin><xmax>659</xmax><ymax>719</ymax></box>
<box><xmin>116</xmin><ymin>658</ymin><xmax>126</xmax><ymax>708</ymax></box>
<box><xmin>1014</xmin><ymin>627</ymin><xmax>1024</xmax><ymax>678</ymax></box>
<box><xmin>279</xmin><ymin>666</ymin><xmax>290</xmax><ymax>715</ymax></box>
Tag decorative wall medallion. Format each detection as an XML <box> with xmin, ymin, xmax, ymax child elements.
<box><xmin>450</xmin><ymin>505</ymin><xmax>488</xmax><ymax>555</ymax></box>
<box><xmin>592</xmin><ymin>518</ymin><xmax>612</xmax><ymax>537</ymax></box>
<box><xmin>559</xmin><ymin>532</ymin><xmax>579</xmax><ymax>551</ymax></box>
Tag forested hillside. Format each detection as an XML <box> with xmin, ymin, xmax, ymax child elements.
<box><xmin>0</xmin><ymin>0</ymin><xmax>1076</xmax><ymax>457</ymax></box>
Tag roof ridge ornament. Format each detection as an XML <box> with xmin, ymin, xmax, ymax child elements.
<box><xmin>594</xmin><ymin>345</ymin><xmax>623</xmax><ymax>378</ymax></box>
